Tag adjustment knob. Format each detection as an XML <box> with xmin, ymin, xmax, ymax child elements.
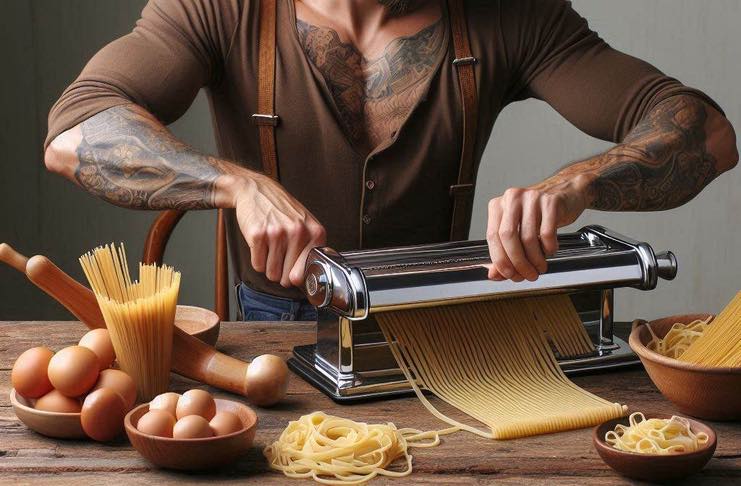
<box><xmin>655</xmin><ymin>251</ymin><xmax>678</xmax><ymax>281</ymax></box>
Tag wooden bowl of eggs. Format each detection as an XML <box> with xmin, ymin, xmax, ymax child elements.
<box><xmin>125</xmin><ymin>388</ymin><xmax>258</xmax><ymax>470</ymax></box>
<box><xmin>10</xmin><ymin>329</ymin><xmax>137</xmax><ymax>440</ymax></box>
<box><xmin>630</xmin><ymin>314</ymin><xmax>741</xmax><ymax>420</ymax></box>
<box><xmin>175</xmin><ymin>305</ymin><xmax>220</xmax><ymax>346</ymax></box>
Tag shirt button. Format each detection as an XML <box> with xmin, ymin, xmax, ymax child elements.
<box><xmin>365</xmin><ymin>180</ymin><xmax>375</xmax><ymax>190</ymax></box>
<box><xmin>362</xmin><ymin>215</ymin><xmax>372</xmax><ymax>225</ymax></box>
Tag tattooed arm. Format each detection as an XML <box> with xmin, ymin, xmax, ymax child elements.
<box><xmin>45</xmin><ymin>104</ymin><xmax>325</xmax><ymax>287</ymax></box>
<box><xmin>486</xmin><ymin>96</ymin><xmax>738</xmax><ymax>282</ymax></box>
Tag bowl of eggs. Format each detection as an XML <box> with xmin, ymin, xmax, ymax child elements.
<box><xmin>10</xmin><ymin>329</ymin><xmax>137</xmax><ymax>440</ymax></box>
<box><xmin>630</xmin><ymin>313</ymin><xmax>741</xmax><ymax>420</ymax></box>
<box><xmin>593</xmin><ymin>412</ymin><xmax>716</xmax><ymax>482</ymax></box>
<box><xmin>125</xmin><ymin>388</ymin><xmax>258</xmax><ymax>470</ymax></box>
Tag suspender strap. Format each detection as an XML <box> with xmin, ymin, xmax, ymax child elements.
<box><xmin>447</xmin><ymin>0</ymin><xmax>478</xmax><ymax>241</ymax></box>
<box><xmin>253</xmin><ymin>0</ymin><xmax>280</xmax><ymax>180</ymax></box>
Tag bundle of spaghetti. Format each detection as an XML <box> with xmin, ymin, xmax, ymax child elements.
<box><xmin>605</xmin><ymin>412</ymin><xmax>709</xmax><ymax>454</ymax></box>
<box><xmin>678</xmin><ymin>291</ymin><xmax>741</xmax><ymax>367</ymax></box>
<box><xmin>646</xmin><ymin>317</ymin><xmax>711</xmax><ymax>359</ymax></box>
<box><xmin>264</xmin><ymin>411</ymin><xmax>455</xmax><ymax>485</ymax></box>
<box><xmin>79</xmin><ymin>243</ymin><xmax>181</xmax><ymax>401</ymax></box>
<box><xmin>376</xmin><ymin>294</ymin><xmax>626</xmax><ymax>439</ymax></box>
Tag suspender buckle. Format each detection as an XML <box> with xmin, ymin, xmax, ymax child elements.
<box><xmin>252</xmin><ymin>113</ymin><xmax>280</xmax><ymax>126</ymax></box>
<box><xmin>450</xmin><ymin>183</ymin><xmax>474</xmax><ymax>197</ymax></box>
<box><xmin>453</xmin><ymin>56</ymin><xmax>477</xmax><ymax>67</ymax></box>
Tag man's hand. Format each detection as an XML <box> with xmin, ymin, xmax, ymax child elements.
<box><xmin>232</xmin><ymin>175</ymin><xmax>326</xmax><ymax>288</ymax></box>
<box><xmin>486</xmin><ymin>176</ymin><xmax>590</xmax><ymax>282</ymax></box>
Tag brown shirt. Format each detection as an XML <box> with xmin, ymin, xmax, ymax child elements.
<box><xmin>46</xmin><ymin>0</ymin><xmax>720</xmax><ymax>299</ymax></box>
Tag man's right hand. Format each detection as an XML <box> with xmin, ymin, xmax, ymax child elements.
<box><xmin>231</xmin><ymin>174</ymin><xmax>326</xmax><ymax>288</ymax></box>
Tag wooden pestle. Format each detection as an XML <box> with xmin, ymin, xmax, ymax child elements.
<box><xmin>0</xmin><ymin>244</ymin><xmax>251</xmax><ymax>397</ymax></box>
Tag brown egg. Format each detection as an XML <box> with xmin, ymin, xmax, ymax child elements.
<box><xmin>47</xmin><ymin>346</ymin><xmax>99</xmax><ymax>397</ymax></box>
<box><xmin>92</xmin><ymin>369</ymin><xmax>136</xmax><ymax>410</ymax></box>
<box><xmin>137</xmin><ymin>409</ymin><xmax>176</xmax><ymax>438</ymax></box>
<box><xmin>245</xmin><ymin>354</ymin><xmax>289</xmax><ymax>406</ymax></box>
<box><xmin>209</xmin><ymin>411</ymin><xmax>243</xmax><ymax>436</ymax></box>
<box><xmin>81</xmin><ymin>388</ymin><xmax>127</xmax><ymax>442</ymax></box>
<box><xmin>149</xmin><ymin>392</ymin><xmax>181</xmax><ymax>417</ymax></box>
<box><xmin>78</xmin><ymin>329</ymin><xmax>115</xmax><ymax>370</ymax></box>
<box><xmin>176</xmin><ymin>389</ymin><xmax>216</xmax><ymax>420</ymax></box>
<box><xmin>173</xmin><ymin>415</ymin><xmax>214</xmax><ymax>439</ymax></box>
<box><xmin>12</xmin><ymin>347</ymin><xmax>55</xmax><ymax>398</ymax></box>
<box><xmin>35</xmin><ymin>389</ymin><xmax>81</xmax><ymax>413</ymax></box>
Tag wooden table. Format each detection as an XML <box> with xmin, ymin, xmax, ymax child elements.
<box><xmin>1</xmin><ymin>321</ymin><xmax>739</xmax><ymax>485</ymax></box>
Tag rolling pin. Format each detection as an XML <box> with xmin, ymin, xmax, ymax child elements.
<box><xmin>0</xmin><ymin>243</ymin><xmax>288</xmax><ymax>406</ymax></box>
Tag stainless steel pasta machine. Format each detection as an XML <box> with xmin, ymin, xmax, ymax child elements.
<box><xmin>289</xmin><ymin>225</ymin><xmax>677</xmax><ymax>402</ymax></box>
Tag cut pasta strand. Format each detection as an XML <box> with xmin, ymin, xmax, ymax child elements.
<box><xmin>376</xmin><ymin>294</ymin><xmax>627</xmax><ymax>440</ymax></box>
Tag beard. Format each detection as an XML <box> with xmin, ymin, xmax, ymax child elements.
<box><xmin>377</xmin><ymin>0</ymin><xmax>414</xmax><ymax>16</ymax></box>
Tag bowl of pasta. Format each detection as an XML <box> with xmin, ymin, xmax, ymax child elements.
<box><xmin>593</xmin><ymin>412</ymin><xmax>716</xmax><ymax>481</ymax></box>
<box><xmin>630</xmin><ymin>313</ymin><xmax>741</xmax><ymax>420</ymax></box>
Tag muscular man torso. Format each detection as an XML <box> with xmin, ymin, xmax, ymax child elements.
<box><xmin>296</xmin><ymin>1</ymin><xmax>444</xmax><ymax>154</ymax></box>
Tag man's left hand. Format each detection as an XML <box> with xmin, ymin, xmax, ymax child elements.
<box><xmin>486</xmin><ymin>178</ymin><xmax>591</xmax><ymax>282</ymax></box>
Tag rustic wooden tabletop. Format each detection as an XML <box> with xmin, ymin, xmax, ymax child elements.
<box><xmin>1</xmin><ymin>321</ymin><xmax>739</xmax><ymax>485</ymax></box>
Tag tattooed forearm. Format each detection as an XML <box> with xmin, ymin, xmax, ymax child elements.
<box><xmin>540</xmin><ymin>96</ymin><xmax>722</xmax><ymax>211</ymax></box>
<box><xmin>75</xmin><ymin>105</ymin><xmax>229</xmax><ymax>210</ymax></box>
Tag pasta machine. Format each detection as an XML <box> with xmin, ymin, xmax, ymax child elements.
<box><xmin>289</xmin><ymin>225</ymin><xmax>677</xmax><ymax>402</ymax></box>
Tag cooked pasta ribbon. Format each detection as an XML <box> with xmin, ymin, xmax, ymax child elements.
<box><xmin>646</xmin><ymin>318</ymin><xmax>712</xmax><ymax>359</ymax></box>
<box><xmin>605</xmin><ymin>412</ymin><xmax>709</xmax><ymax>454</ymax></box>
<box><xmin>264</xmin><ymin>411</ymin><xmax>456</xmax><ymax>485</ymax></box>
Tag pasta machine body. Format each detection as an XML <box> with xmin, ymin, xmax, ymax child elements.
<box><xmin>289</xmin><ymin>225</ymin><xmax>678</xmax><ymax>402</ymax></box>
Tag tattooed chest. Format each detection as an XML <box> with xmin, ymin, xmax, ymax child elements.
<box><xmin>297</xmin><ymin>18</ymin><xmax>445</xmax><ymax>153</ymax></box>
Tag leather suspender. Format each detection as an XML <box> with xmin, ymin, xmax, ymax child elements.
<box><xmin>254</xmin><ymin>0</ymin><xmax>478</xmax><ymax>239</ymax></box>
<box><xmin>253</xmin><ymin>0</ymin><xmax>280</xmax><ymax>180</ymax></box>
<box><xmin>447</xmin><ymin>0</ymin><xmax>479</xmax><ymax>241</ymax></box>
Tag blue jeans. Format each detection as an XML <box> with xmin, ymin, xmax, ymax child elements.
<box><xmin>237</xmin><ymin>283</ymin><xmax>317</xmax><ymax>322</ymax></box>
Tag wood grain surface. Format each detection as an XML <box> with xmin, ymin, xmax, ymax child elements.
<box><xmin>1</xmin><ymin>321</ymin><xmax>739</xmax><ymax>485</ymax></box>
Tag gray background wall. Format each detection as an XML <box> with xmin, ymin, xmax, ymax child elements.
<box><xmin>1</xmin><ymin>0</ymin><xmax>739</xmax><ymax>322</ymax></box>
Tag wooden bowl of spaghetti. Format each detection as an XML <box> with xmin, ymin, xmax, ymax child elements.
<box><xmin>124</xmin><ymin>398</ymin><xmax>257</xmax><ymax>470</ymax></box>
<box><xmin>175</xmin><ymin>305</ymin><xmax>220</xmax><ymax>346</ymax></box>
<box><xmin>630</xmin><ymin>314</ymin><xmax>741</xmax><ymax>420</ymax></box>
<box><xmin>593</xmin><ymin>413</ymin><xmax>716</xmax><ymax>481</ymax></box>
<box><xmin>10</xmin><ymin>388</ymin><xmax>86</xmax><ymax>439</ymax></box>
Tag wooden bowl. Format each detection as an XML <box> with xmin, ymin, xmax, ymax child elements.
<box><xmin>175</xmin><ymin>305</ymin><xmax>220</xmax><ymax>346</ymax></box>
<box><xmin>10</xmin><ymin>388</ymin><xmax>85</xmax><ymax>439</ymax></box>
<box><xmin>125</xmin><ymin>398</ymin><xmax>257</xmax><ymax>470</ymax></box>
<box><xmin>593</xmin><ymin>414</ymin><xmax>716</xmax><ymax>481</ymax></box>
<box><xmin>630</xmin><ymin>314</ymin><xmax>741</xmax><ymax>420</ymax></box>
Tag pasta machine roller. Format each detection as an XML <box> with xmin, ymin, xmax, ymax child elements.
<box><xmin>289</xmin><ymin>225</ymin><xmax>677</xmax><ymax>402</ymax></box>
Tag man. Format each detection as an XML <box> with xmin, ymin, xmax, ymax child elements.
<box><xmin>44</xmin><ymin>0</ymin><xmax>737</xmax><ymax>321</ymax></box>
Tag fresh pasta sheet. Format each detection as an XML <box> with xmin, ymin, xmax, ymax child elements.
<box><xmin>376</xmin><ymin>294</ymin><xmax>627</xmax><ymax>439</ymax></box>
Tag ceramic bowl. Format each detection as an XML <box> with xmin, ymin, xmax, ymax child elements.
<box><xmin>593</xmin><ymin>414</ymin><xmax>716</xmax><ymax>482</ymax></box>
<box><xmin>10</xmin><ymin>388</ymin><xmax>85</xmax><ymax>439</ymax></box>
<box><xmin>125</xmin><ymin>398</ymin><xmax>257</xmax><ymax>470</ymax></box>
<box><xmin>175</xmin><ymin>305</ymin><xmax>220</xmax><ymax>346</ymax></box>
<box><xmin>630</xmin><ymin>314</ymin><xmax>741</xmax><ymax>420</ymax></box>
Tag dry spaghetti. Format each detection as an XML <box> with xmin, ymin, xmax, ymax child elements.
<box><xmin>605</xmin><ymin>412</ymin><xmax>709</xmax><ymax>454</ymax></box>
<box><xmin>376</xmin><ymin>294</ymin><xmax>627</xmax><ymax>439</ymax></box>
<box><xmin>264</xmin><ymin>411</ymin><xmax>455</xmax><ymax>485</ymax></box>
<box><xmin>678</xmin><ymin>291</ymin><xmax>741</xmax><ymax>367</ymax></box>
<box><xmin>80</xmin><ymin>243</ymin><xmax>180</xmax><ymax>401</ymax></box>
